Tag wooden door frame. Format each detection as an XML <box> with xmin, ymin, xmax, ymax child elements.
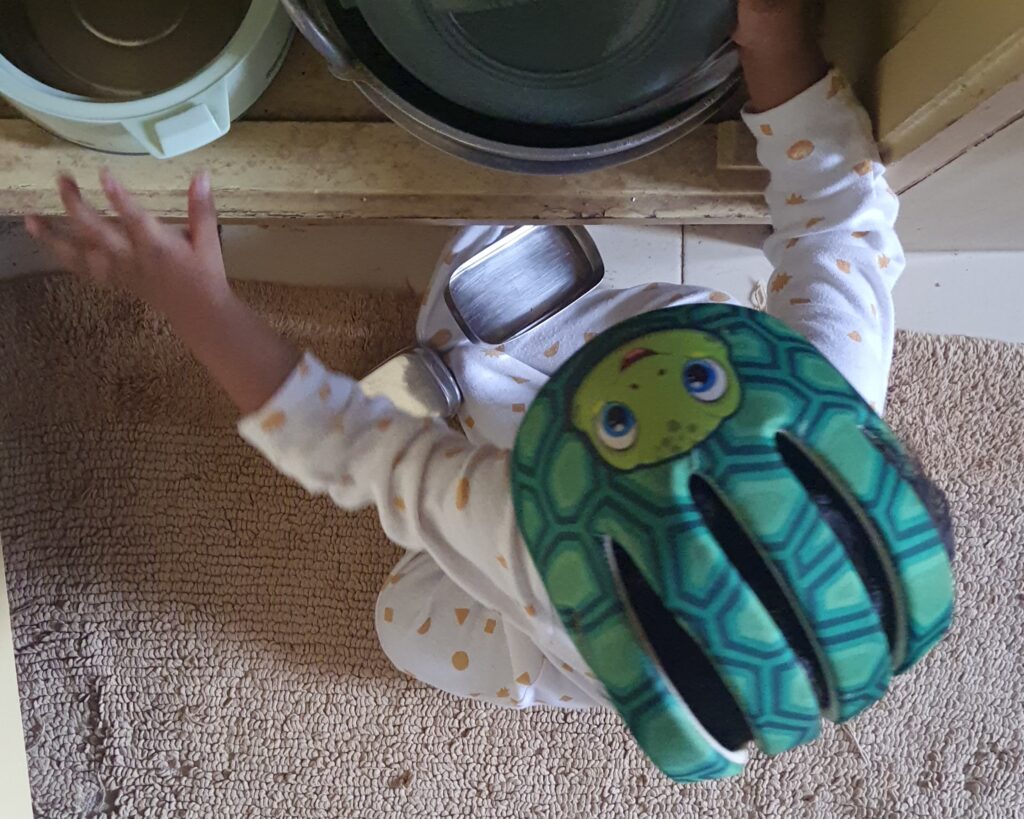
<box><xmin>856</xmin><ymin>0</ymin><xmax>1024</xmax><ymax>190</ymax></box>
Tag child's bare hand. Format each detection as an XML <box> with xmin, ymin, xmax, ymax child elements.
<box><xmin>25</xmin><ymin>170</ymin><xmax>229</xmax><ymax>319</ymax></box>
<box><xmin>734</xmin><ymin>0</ymin><xmax>816</xmax><ymax>52</ymax></box>
<box><xmin>733</xmin><ymin>0</ymin><xmax>826</xmax><ymax>112</ymax></box>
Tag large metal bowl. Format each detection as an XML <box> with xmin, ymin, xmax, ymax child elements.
<box><xmin>281</xmin><ymin>0</ymin><xmax>740</xmax><ymax>174</ymax></box>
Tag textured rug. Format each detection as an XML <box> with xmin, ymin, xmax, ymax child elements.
<box><xmin>1</xmin><ymin>275</ymin><xmax>1022</xmax><ymax>818</ymax></box>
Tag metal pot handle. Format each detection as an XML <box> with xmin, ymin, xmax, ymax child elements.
<box><xmin>278</xmin><ymin>0</ymin><xmax>361</xmax><ymax>80</ymax></box>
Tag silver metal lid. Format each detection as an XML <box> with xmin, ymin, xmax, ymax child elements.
<box><xmin>444</xmin><ymin>225</ymin><xmax>605</xmax><ymax>345</ymax></box>
<box><xmin>359</xmin><ymin>346</ymin><xmax>463</xmax><ymax>419</ymax></box>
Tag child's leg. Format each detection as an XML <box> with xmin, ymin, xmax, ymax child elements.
<box><xmin>376</xmin><ymin>551</ymin><xmax>596</xmax><ymax>709</ymax></box>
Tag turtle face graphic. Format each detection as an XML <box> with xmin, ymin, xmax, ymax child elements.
<box><xmin>572</xmin><ymin>329</ymin><xmax>741</xmax><ymax>471</ymax></box>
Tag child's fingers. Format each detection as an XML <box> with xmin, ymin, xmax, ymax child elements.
<box><xmin>24</xmin><ymin>213</ymin><xmax>65</xmax><ymax>248</ymax></box>
<box><xmin>100</xmin><ymin>168</ymin><xmax>166</xmax><ymax>247</ymax></box>
<box><xmin>187</xmin><ymin>170</ymin><xmax>221</xmax><ymax>259</ymax></box>
<box><xmin>24</xmin><ymin>215</ymin><xmax>85</xmax><ymax>275</ymax></box>
<box><xmin>56</xmin><ymin>174</ymin><xmax>81</xmax><ymax>201</ymax></box>
<box><xmin>57</xmin><ymin>174</ymin><xmax>126</xmax><ymax>254</ymax></box>
<box><xmin>24</xmin><ymin>214</ymin><xmax>47</xmax><ymax>241</ymax></box>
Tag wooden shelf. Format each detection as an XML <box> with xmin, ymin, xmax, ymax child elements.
<box><xmin>0</xmin><ymin>119</ymin><xmax>769</xmax><ymax>223</ymax></box>
<box><xmin>0</xmin><ymin>40</ymin><xmax>768</xmax><ymax>223</ymax></box>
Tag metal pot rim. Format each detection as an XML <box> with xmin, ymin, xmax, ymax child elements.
<box><xmin>280</xmin><ymin>0</ymin><xmax>739</xmax><ymax>173</ymax></box>
<box><xmin>357</xmin><ymin>69</ymin><xmax>739</xmax><ymax>164</ymax></box>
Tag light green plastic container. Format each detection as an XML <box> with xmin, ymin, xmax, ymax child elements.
<box><xmin>0</xmin><ymin>0</ymin><xmax>293</xmax><ymax>158</ymax></box>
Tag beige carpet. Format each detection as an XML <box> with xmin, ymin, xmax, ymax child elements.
<box><xmin>1</xmin><ymin>275</ymin><xmax>1022</xmax><ymax>818</ymax></box>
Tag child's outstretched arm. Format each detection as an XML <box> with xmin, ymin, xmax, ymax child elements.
<box><xmin>736</xmin><ymin>0</ymin><xmax>905</xmax><ymax>411</ymax></box>
<box><xmin>27</xmin><ymin>177</ymin><xmax>547</xmax><ymax>629</ymax></box>
<box><xmin>26</xmin><ymin>172</ymin><xmax>302</xmax><ymax>415</ymax></box>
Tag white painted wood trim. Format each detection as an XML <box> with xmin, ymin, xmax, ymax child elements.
<box><xmin>888</xmin><ymin>71</ymin><xmax>1024</xmax><ymax>192</ymax></box>
<box><xmin>872</xmin><ymin>0</ymin><xmax>1024</xmax><ymax>162</ymax></box>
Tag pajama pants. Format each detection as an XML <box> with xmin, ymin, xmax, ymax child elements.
<box><xmin>376</xmin><ymin>550</ymin><xmax>598</xmax><ymax>708</ymax></box>
<box><xmin>373</xmin><ymin>226</ymin><xmax>613</xmax><ymax>710</ymax></box>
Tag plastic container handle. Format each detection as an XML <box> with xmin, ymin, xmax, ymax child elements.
<box><xmin>122</xmin><ymin>82</ymin><xmax>232</xmax><ymax>160</ymax></box>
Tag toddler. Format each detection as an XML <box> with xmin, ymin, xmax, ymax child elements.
<box><xmin>27</xmin><ymin>0</ymin><xmax>954</xmax><ymax>782</ymax></box>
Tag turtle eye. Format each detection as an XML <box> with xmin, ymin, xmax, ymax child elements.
<box><xmin>683</xmin><ymin>359</ymin><xmax>728</xmax><ymax>402</ymax></box>
<box><xmin>597</xmin><ymin>402</ymin><xmax>638</xmax><ymax>451</ymax></box>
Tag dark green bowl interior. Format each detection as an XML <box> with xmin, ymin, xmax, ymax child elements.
<box><xmin>330</xmin><ymin>5</ymin><xmax>734</xmax><ymax>149</ymax></box>
<box><xmin>351</xmin><ymin>0</ymin><xmax>736</xmax><ymax>126</ymax></box>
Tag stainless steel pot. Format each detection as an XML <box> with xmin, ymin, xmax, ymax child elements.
<box><xmin>280</xmin><ymin>0</ymin><xmax>740</xmax><ymax>174</ymax></box>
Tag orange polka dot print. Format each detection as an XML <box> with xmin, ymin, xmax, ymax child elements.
<box><xmin>770</xmin><ymin>272</ymin><xmax>792</xmax><ymax>294</ymax></box>
<box><xmin>260</xmin><ymin>411</ymin><xmax>286</xmax><ymax>432</ymax></box>
<box><xmin>455</xmin><ymin>478</ymin><xmax>471</xmax><ymax>510</ymax></box>
<box><xmin>787</xmin><ymin>140</ymin><xmax>815</xmax><ymax>160</ymax></box>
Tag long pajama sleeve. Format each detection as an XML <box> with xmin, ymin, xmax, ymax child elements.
<box><xmin>742</xmin><ymin>70</ymin><xmax>906</xmax><ymax>411</ymax></box>
<box><xmin>237</xmin><ymin>352</ymin><xmax>603</xmax><ymax>707</ymax></box>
